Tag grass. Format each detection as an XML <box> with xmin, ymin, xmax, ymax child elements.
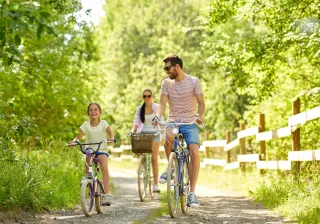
<box><xmin>0</xmin><ymin>141</ymin><xmax>113</xmax><ymax>211</ymax></box>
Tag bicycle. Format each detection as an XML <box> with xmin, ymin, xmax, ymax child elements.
<box><xmin>130</xmin><ymin>133</ymin><xmax>156</xmax><ymax>201</ymax></box>
<box><xmin>156</xmin><ymin>116</ymin><xmax>200</xmax><ymax>218</ymax></box>
<box><xmin>68</xmin><ymin>139</ymin><xmax>116</xmax><ymax>217</ymax></box>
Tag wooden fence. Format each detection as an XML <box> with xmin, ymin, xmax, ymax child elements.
<box><xmin>110</xmin><ymin>98</ymin><xmax>320</xmax><ymax>172</ymax></box>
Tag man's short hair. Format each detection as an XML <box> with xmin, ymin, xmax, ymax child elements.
<box><xmin>163</xmin><ymin>55</ymin><xmax>183</xmax><ymax>69</ymax></box>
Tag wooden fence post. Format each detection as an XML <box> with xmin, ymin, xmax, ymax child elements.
<box><xmin>292</xmin><ymin>98</ymin><xmax>301</xmax><ymax>174</ymax></box>
<box><xmin>226</xmin><ymin>131</ymin><xmax>231</xmax><ymax>163</ymax></box>
<box><xmin>259</xmin><ymin>114</ymin><xmax>266</xmax><ymax>174</ymax></box>
<box><xmin>240</xmin><ymin>123</ymin><xmax>246</xmax><ymax>172</ymax></box>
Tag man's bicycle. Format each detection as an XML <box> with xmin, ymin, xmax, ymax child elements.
<box><xmin>68</xmin><ymin>139</ymin><xmax>116</xmax><ymax>217</ymax></box>
<box><xmin>156</xmin><ymin>116</ymin><xmax>201</xmax><ymax>218</ymax></box>
<box><xmin>130</xmin><ymin>133</ymin><xmax>155</xmax><ymax>201</ymax></box>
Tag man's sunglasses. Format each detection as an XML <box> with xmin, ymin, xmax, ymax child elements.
<box><xmin>163</xmin><ymin>65</ymin><xmax>174</xmax><ymax>71</ymax></box>
<box><xmin>143</xmin><ymin>95</ymin><xmax>152</xmax><ymax>98</ymax></box>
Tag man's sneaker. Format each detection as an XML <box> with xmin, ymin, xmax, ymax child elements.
<box><xmin>159</xmin><ymin>169</ymin><xmax>174</xmax><ymax>184</ymax></box>
<box><xmin>102</xmin><ymin>194</ymin><xmax>111</xmax><ymax>206</ymax></box>
<box><xmin>188</xmin><ymin>193</ymin><xmax>199</xmax><ymax>207</ymax></box>
<box><xmin>153</xmin><ymin>184</ymin><xmax>160</xmax><ymax>193</ymax></box>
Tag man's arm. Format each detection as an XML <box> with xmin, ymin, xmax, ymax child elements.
<box><xmin>196</xmin><ymin>93</ymin><xmax>205</xmax><ymax>124</ymax></box>
<box><xmin>156</xmin><ymin>93</ymin><xmax>168</xmax><ymax>119</ymax></box>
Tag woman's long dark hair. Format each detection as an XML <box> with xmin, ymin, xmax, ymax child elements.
<box><xmin>140</xmin><ymin>89</ymin><xmax>152</xmax><ymax>123</ymax></box>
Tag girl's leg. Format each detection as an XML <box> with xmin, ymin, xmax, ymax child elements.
<box><xmin>97</xmin><ymin>155</ymin><xmax>110</xmax><ymax>194</ymax></box>
<box><xmin>151</xmin><ymin>141</ymin><xmax>160</xmax><ymax>185</ymax></box>
<box><xmin>85</xmin><ymin>156</ymin><xmax>90</xmax><ymax>174</ymax></box>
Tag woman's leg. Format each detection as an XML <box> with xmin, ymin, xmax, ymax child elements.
<box><xmin>97</xmin><ymin>155</ymin><xmax>110</xmax><ymax>194</ymax></box>
<box><xmin>151</xmin><ymin>141</ymin><xmax>160</xmax><ymax>185</ymax></box>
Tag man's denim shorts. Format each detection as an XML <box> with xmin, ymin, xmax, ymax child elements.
<box><xmin>140</xmin><ymin>131</ymin><xmax>160</xmax><ymax>142</ymax></box>
<box><xmin>166</xmin><ymin>123</ymin><xmax>200</xmax><ymax>146</ymax></box>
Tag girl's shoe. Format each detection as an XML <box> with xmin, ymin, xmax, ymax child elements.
<box><xmin>102</xmin><ymin>194</ymin><xmax>111</xmax><ymax>206</ymax></box>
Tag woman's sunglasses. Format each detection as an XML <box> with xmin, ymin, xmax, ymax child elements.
<box><xmin>143</xmin><ymin>95</ymin><xmax>152</xmax><ymax>99</ymax></box>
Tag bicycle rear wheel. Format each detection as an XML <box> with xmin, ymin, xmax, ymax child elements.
<box><xmin>181</xmin><ymin>159</ymin><xmax>190</xmax><ymax>213</ymax></box>
<box><xmin>138</xmin><ymin>155</ymin><xmax>147</xmax><ymax>201</ymax></box>
<box><xmin>167</xmin><ymin>152</ymin><xmax>179</xmax><ymax>218</ymax></box>
<box><xmin>95</xmin><ymin>180</ymin><xmax>105</xmax><ymax>213</ymax></box>
<box><xmin>80</xmin><ymin>179</ymin><xmax>95</xmax><ymax>216</ymax></box>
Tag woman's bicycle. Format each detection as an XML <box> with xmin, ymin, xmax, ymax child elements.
<box><xmin>130</xmin><ymin>133</ymin><xmax>155</xmax><ymax>201</ymax></box>
<box><xmin>68</xmin><ymin>139</ymin><xmax>116</xmax><ymax>217</ymax></box>
<box><xmin>156</xmin><ymin>116</ymin><xmax>200</xmax><ymax>218</ymax></box>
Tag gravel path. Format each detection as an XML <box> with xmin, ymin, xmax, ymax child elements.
<box><xmin>0</xmin><ymin>169</ymin><xmax>297</xmax><ymax>224</ymax></box>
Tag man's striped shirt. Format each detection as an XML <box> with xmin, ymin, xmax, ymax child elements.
<box><xmin>161</xmin><ymin>74</ymin><xmax>203</xmax><ymax>123</ymax></box>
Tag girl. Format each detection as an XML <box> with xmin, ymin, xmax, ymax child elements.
<box><xmin>130</xmin><ymin>89</ymin><xmax>163</xmax><ymax>193</ymax></box>
<box><xmin>71</xmin><ymin>102</ymin><xmax>114</xmax><ymax>205</ymax></box>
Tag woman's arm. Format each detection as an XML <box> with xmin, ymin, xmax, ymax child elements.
<box><xmin>132</xmin><ymin>106</ymin><xmax>142</xmax><ymax>133</ymax></box>
<box><xmin>130</xmin><ymin>125</ymin><xmax>138</xmax><ymax>133</ymax></box>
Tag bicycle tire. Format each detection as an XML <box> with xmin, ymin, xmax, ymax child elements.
<box><xmin>95</xmin><ymin>180</ymin><xmax>105</xmax><ymax>213</ymax></box>
<box><xmin>138</xmin><ymin>155</ymin><xmax>147</xmax><ymax>201</ymax></box>
<box><xmin>180</xmin><ymin>158</ymin><xmax>190</xmax><ymax>213</ymax></box>
<box><xmin>80</xmin><ymin>179</ymin><xmax>95</xmax><ymax>217</ymax></box>
<box><xmin>147</xmin><ymin>156</ymin><xmax>154</xmax><ymax>199</ymax></box>
<box><xmin>167</xmin><ymin>151</ymin><xmax>179</xmax><ymax>218</ymax></box>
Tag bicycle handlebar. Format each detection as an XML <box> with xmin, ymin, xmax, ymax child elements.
<box><xmin>68</xmin><ymin>139</ymin><xmax>116</xmax><ymax>155</ymax></box>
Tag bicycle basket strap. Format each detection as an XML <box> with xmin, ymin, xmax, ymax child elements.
<box><xmin>131</xmin><ymin>134</ymin><xmax>155</xmax><ymax>153</ymax></box>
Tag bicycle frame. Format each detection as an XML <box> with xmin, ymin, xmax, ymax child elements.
<box><xmin>172</xmin><ymin>134</ymin><xmax>190</xmax><ymax>197</ymax></box>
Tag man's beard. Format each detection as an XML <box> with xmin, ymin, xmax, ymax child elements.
<box><xmin>169</xmin><ymin>70</ymin><xmax>178</xmax><ymax>80</ymax></box>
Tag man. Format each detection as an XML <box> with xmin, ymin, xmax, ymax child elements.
<box><xmin>154</xmin><ymin>55</ymin><xmax>205</xmax><ymax>207</ymax></box>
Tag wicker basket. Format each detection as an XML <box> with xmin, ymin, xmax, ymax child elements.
<box><xmin>131</xmin><ymin>133</ymin><xmax>155</xmax><ymax>153</ymax></box>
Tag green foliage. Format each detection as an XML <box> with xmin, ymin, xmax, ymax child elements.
<box><xmin>249</xmin><ymin>169</ymin><xmax>320</xmax><ymax>224</ymax></box>
<box><xmin>0</xmin><ymin>0</ymin><xmax>101</xmax><ymax>142</ymax></box>
<box><xmin>204</xmin><ymin>0</ymin><xmax>320</xmax><ymax>101</ymax></box>
<box><xmin>0</xmin><ymin>142</ymin><xmax>83</xmax><ymax>211</ymax></box>
<box><xmin>0</xmin><ymin>0</ymin><xmax>103</xmax><ymax>211</ymax></box>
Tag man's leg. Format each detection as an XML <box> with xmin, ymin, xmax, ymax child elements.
<box><xmin>159</xmin><ymin>127</ymin><xmax>175</xmax><ymax>184</ymax></box>
<box><xmin>188</xmin><ymin>144</ymin><xmax>200</xmax><ymax>192</ymax></box>
<box><xmin>181</xmin><ymin>124</ymin><xmax>200</xmax><ymax>207</ymax></box>
<box><xmin>164</xmin><ymin>127</ymin><xmax>174</xmax><ymax>159</ymax></box>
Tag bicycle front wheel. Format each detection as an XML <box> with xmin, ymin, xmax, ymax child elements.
<box><xmin>181</xmin><ymin>159</ymin><xmax>190</xmax><ymax>213</ymax></box>
<box><xmin>95</xmin><ymin>180</ymin><xmax>105</xmax><ymax>213</ymax></box>
<box><xmin>167</xmin><ymin>152</ymin><xmax>179</xmax><ymax>218</ymax></box>
<box><xmin>80</xmin><ymin>179</ymin><xmax>95</xmax><ymax>217</ymax></box>
<box><xmin>138</xmin><ymin>155</ymin><xmax>147</xmax><ymax>201</ymax></box>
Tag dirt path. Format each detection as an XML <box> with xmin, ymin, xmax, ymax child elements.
<box><xmin>0</xmin><ymin>169</ymin><xmax>297</xmax><ymax>224</ymax></box>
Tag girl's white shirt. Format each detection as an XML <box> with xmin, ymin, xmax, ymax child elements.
<box><xmin>80</xmin><ymin>120</ymin><xmax>109</xmax><ymax>151</ymax></box>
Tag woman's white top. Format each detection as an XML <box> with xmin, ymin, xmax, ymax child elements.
<box><xmin>141</xmin><ymin>113</ymin><xmax>158</xmax><ymax>132</ymax></box>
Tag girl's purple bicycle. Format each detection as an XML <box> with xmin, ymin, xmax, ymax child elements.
<box><xmin>68</xmin><ymin>139</ymin><xmax>116</xmax><ymax>217</ymax></box>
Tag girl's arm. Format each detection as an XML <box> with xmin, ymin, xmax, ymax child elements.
<box><xmin>106</xmin><ymin>126</ymin><xmax>114</xmax><ymax>139</ymax></box>
<box><xmin>69</xmin><ymin>130</ymin><xmax>84</xmax><ymax>144</ymax></box>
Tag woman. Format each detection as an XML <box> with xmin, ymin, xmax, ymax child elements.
<box><xmin>130</xmin><ymin>89</ymin><xmax>163</xmax><ymax>193</ymax></box>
